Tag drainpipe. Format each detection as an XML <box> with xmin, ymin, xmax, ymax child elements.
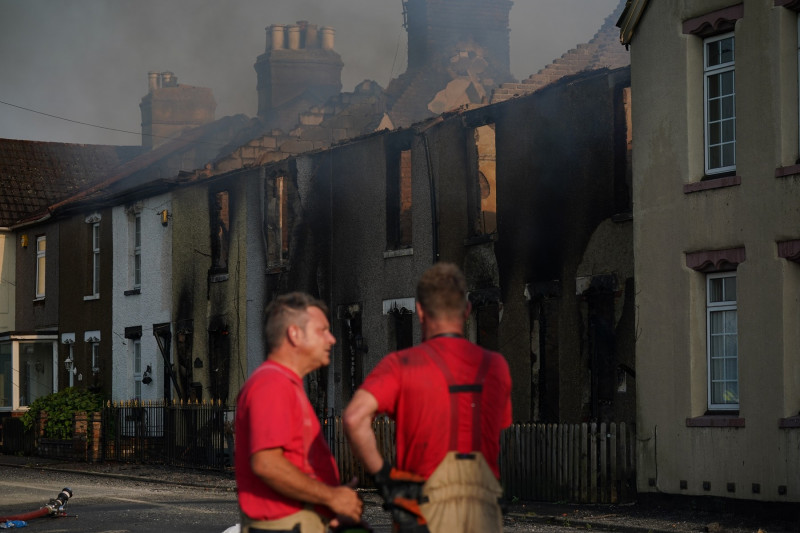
<box><xmin>419</xmin><ymin>120</ymin><xmax>443</xmax><ymax>264</ymax></box>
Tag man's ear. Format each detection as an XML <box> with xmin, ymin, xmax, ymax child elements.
<box><xmin>415</xmin><ymin>302</ymin><xmax>425</xmax><ymax>323</ymax></box>
<box><xmin>464</xmin><ymin>301</ymin><xmax>472</xmax><ymax>321</ymax></box>
<box><xmin>287</xmin><ymin>324</ymin><xmax>300</xmax><ymax>346</ymax></box>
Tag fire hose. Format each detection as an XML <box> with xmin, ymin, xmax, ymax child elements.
<box><xmin>0</xmin><ymin>487</ymin><xmax>72</xmax><ymax>522</ymax></box>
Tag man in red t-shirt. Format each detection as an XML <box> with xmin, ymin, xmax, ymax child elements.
<box><xmin>235</xmin><ymin>292</ymin><xmax>362</xmax><ymax>532</ymax></box>
<box><xmin>344</xmin><ymin>263</ymin><xmax>512</xmax><ymax>533</ymax></box>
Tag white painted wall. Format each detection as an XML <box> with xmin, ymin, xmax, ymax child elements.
<box><xmin>111</xmin><ymin>194</ymin><xmax>172</xmax><ymax>402</ymax></box>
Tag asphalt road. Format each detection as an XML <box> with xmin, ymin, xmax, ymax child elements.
<box><xmin>0</xmin><ymin>465</ymin><xmax>599</xmax><ymax>532</ymax></box>
<box><xmin>0</xmin><ymin>465</ymin><xmax>240</xmax><ymax>532</ymax></box>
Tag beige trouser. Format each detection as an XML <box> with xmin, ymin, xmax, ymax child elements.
<box><xmin>240</xmin><ymin>508</ymin><xmax>327</xmax><ymax>533</ymax></box>
<box><xmin>419</xmin><ymin>451</ymin><xmax>504</xmax><ymax>533</ymax></box>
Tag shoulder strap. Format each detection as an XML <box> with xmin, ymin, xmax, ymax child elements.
<box><xmin>419</xmin><ymin>343</ymin><xmax>491</xmax><ymax>451</ymax></box>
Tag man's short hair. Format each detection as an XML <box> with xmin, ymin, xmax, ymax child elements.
<box><xmin>264</xmin><ymin>292</ymin><xmax>329</xmax><ymax>352</ymax></box>
<box><xmin>416</xmin><ymin>262</ymin><xmax>468</xmax><ymax>320</ymax></box>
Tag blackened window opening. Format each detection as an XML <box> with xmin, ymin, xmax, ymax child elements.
<box><xmin>267</xmin><ymin>175</ymin><xmax>290</xmax><ymax>268</ymax></box>
<box><xmin>468</xmin><ymin>124</ymin><xmax>497</xmax><ymax>237</ymax></box>
<box><xmin>210</xmin><ymin>191</ymin><xmax>230</xmax><ymax>274</ymax></box>
<box><xmin>389</xmin><ymin>306</ymin><xmax>414</xmax><ymax>350</ymax></box>
<box><xmin>341</xmin><ymin>312</ymin><xmax>365</xmax><ymax>402</ymax></box>
<box><xmin>386</xmin><ymin>142</ymin><xmax>413</xmax><ymax>250</ymax></box>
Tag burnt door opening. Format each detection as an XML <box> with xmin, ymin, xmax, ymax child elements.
<box><xmin>153</xmin><ymin>323</ymin><xmax>177</xmax><ymax>401</ymax></box>
<box><xmin>587</xmin><ymin>289</ymin><xmax>617</xmax><ymax>421</ymax></box>
<box><xmin>475</xmin><ymin>303</ymin><xmax>499</xmax><ymax>351</ymax></box>
<box><xmin>339</xmin><ymin>305</ymin><xmax>366</xmax><ymax>405</ymax></box>
<box><xmin>175</xmin><ymin>319</ymin><xmax>194</xmax><ymax>402</ymax></box>
<box><xmin>208</xmin><ymin>318</ymin><xmax>231</xmax><ymax>403</ymax></box>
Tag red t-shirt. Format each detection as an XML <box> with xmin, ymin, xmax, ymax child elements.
<box><xmin>360</xmin><ymin>337</ymin><xmax>512</xmax><ymax>479</ymax></box>
<box><xmin>235</xmin><ymin>361</ymin><xmax>339</xmax><ymax>521</ymax></box>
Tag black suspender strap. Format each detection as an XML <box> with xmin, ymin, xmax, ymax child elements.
<box><xmin>420</xmin><ymin>342</ymin><xmax>491</xmax><ymax>452</ymax></box>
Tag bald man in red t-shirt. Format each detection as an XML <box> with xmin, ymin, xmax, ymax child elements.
<box><xmin>344</xmin><ymin>263</ymin><xmax>512</xmax><ymax>533</ymax></box>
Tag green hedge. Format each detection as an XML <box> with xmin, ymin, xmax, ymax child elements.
<box><xmin>21</xmin><ymin>388</ymin><xmax>105</xmax><ymax>440</ymax></box>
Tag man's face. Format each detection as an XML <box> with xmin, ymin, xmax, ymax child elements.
<box><xmin>296</xmin><ymin>306</ymin><xmax>337</xmax><ymax>369</ymax></box>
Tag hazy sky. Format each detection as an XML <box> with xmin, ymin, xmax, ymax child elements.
<box><xmin>0</xmin><ymin>0</ymin><xmax>621</xmax><ymax>146</ymax></box>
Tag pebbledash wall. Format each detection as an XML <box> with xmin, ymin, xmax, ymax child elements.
<box><xmin>111</xmin><ymin>193</ymin><xmax>173</xmax><ymax>402</ymax></box>
<box><xmin>627</xmin><ymin>0</ymin><xmax>800</xmax><ymax>502</ymax></box>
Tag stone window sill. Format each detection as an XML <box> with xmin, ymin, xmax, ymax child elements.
<box><xmin>384</xmin><ymin>248</ymin><xmax>414</xmax><ymax>259</ymax></box>
<box><xmin>778</xmin><ymin>416</ymin><xmax>800</xmax><ymax>429</ymax></box>
<box><xmin>686</xmin><ymin>415</ymin><xmax>745</xmax><ymax>428</ymax></box>
<box><xmin>775</xmin><ymin>163</ymin><xmax>800</xmax><ymax>178</ymax></box>
<box><xmin>209</xmin><ymin>273</ymin><xmax>229</xmax><ymax>283</ymax></box>
<box><xmin>83</xmin><ymin>294</ymin><xmax>100</xmax><ymax>301</ymax></box>
<box><xmin>683</xmin><ymin>175</ymin><xmax>741</xmax><ymax>194</ymax></box>
<box><xmin>124</xmin><ymin>289</ymin><xmax>141</xmax><ymax>296</ymax></box>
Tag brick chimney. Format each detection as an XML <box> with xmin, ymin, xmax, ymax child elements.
<box><xmin>253</xmin><ymin>21</ymin><xmax>343</xmax><ymax>130</ymax></box>
<box><xmin>139</xmin><ymin>71</ymin><xmax>216</xmax><ymax>149</ymax></box>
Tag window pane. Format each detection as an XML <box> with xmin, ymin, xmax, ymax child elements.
<box><xmin>724</xmin><ymin>310</ymin><xmax>737</xmax><ymax>333</ymax></box>
<box><xmin>721</xmin><ymin>71</ymin><xmax>734</xmax><ymax>95</ymax></box>
<box><xmin>711</xmin><ymin>382</ymin><xmax>724</xmax><ymax>404</ymax></box>
<box><xmin>134</xmin><ymin>341</ymin><xmax>141</xmax><ymax>374</ymax></box>
<box><xmin>722</xmin><ymin>143</ymin><xmax>735</xmax><ymax>167</ymax></box>
<box><xmin>709</xmin><ymin>122</ymin><xmax>721</xmax><ymax>145</ymax></box>
<box><xmin>708</xmin><ymin>75</ymin><xmax>720</xmax><ymax>98</ymax></box>
<box><xmin>0</xmin><ymin>343</ymin><xmax>11</xmax><ymax>408</ymax></box>
<box><xmin>711</xmin><ymin>356</ymin><xmax>724</xmax><ymax>377</ymax></box>
<box><xmin>135</xmin><ymin>216</ymin><xmax>141</xmax><ymax>247</ymax></box>
<box><xmin>134</xmin><ymin>254</ymin><xmax>141</xmax><ymax>287</ymax></box>
<box><xmin>720</xmin><ymin>37</ymin><xmax>734</xmax><ymax>63</ymax></box>
<box><xmin>709</xmin><ymin>278</ymin><xmax>724</xmax><ymax>302</ymax></box>
<box><xmin>37</xmin><ymin>256</ymin><xmax>46</xmax><ymax>296</ymax></box>
<box><xmin>721</xmin><ymin>96</ymin><xmax>734</xmax><ymax>121</ymax></box>
<box><xmin>709</xmin><ymin>99</ymin><xmax>721</xmax><ymax>121</ymax></box>
<box><xmin>19</xmin><ymin>342</ymin><xmax>54</xmax><ymax>407</ymax></box>
<box><xmin>725</xmin><ymin>382</ymin><xmax>739</xmax><ymax>403</ymax></box>
<box><xmin>710</xmin><ymin>336</ymin><xmax>724</xmax><ymax>358</ymax></box>
<box><xmin>724</xmin><ymin>276</ymin><xmax>736</xmax><ymax>301</ymax></box>
<box><xmin>725</xmin><ymin>358</ymin><xmax>738</xmax><ymax>380</ymax></box>
<box><xmin>724</xmin><ymin>334</ymin><xmax>737</xmax><ymax>357</ymax></box>
<box><xmin>722</xmin><ymin>119</ymin><xmax>735</xmax><ymax>143</ymax></box>
<box><xmin>709</xmin><ymin>146</ymin><xmax>721</xmax><ymax>169</ymax></box>
<box><xmin>707</xmin><ymin>41</ymin><xmax>721</xmax><ymax>66</ymax></box>
<box><xmin>710</xmin><ymin>311</ymin><xmax>724</xmax><ymax>332</ymax></box>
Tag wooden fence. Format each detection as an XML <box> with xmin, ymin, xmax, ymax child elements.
<box><xmin>322</xmin><ymin>415</ymin><xmax>396</xmax><ymax>488</ymax></box>
<box><xmin>321</xmin><ymin>417</ymin><xmax>636</xmax><ymax>504</ymax></box>
<box><xmin>500</xmin><ymin>422</ymin><xmax>636</xmax><ymax>504</ymax></box>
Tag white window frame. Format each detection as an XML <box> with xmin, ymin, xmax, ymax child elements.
<box><xmin>704</xmin><ymin>32</ymin><xmax>736</xmax><ymax>175</ymax></box>
<box><xmin>706</xmin><ymin>272</ymin><xmax>739</xmax><ymax>410</ymax></box>
<box><xmin>91</xmin><ymin>342</ymin><xmax>100</xmax><ymax>374</ymax></box>
<box><xmin>133</xmin><ymin>214</ymin><xmax>142</xmax><ymax>290</ymax></box>
<box><xmin>92</xmin><ymin>222</ymin><xmax>101</xmax><ymax>296</ymax></box>
<box><xmin>133</xmin><ymin>338</ymin><xmax>142</xmax><ymax>400</ymax></box>
<box><xmin>35</xmin><ymin>236</ymin><xmax>46</xmax><ymax>299</ymax></box>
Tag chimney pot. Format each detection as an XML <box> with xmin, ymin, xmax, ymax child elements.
<box><xmin>305</xmin><ymin>24</ymin><xmax>319</xmax><ymax>48</ymax></box>
<box><xmin>287</xmin><ymin>24</ymin><xmax>301</xmax><ymax>50</ymax></box>
<box><xmin>270</xmin><ymin>24</ymin><xmax>285</xmax><ymax>50</ymax></box>
<box><xmin>148</xmin><ymin>71</ymin><xmax>160</xmax><ymax>92</ymax></box>
<box><xmin>321</xmin><ymin>26</ymin><xmax>335</xmax><ymax>50</ymax></box>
